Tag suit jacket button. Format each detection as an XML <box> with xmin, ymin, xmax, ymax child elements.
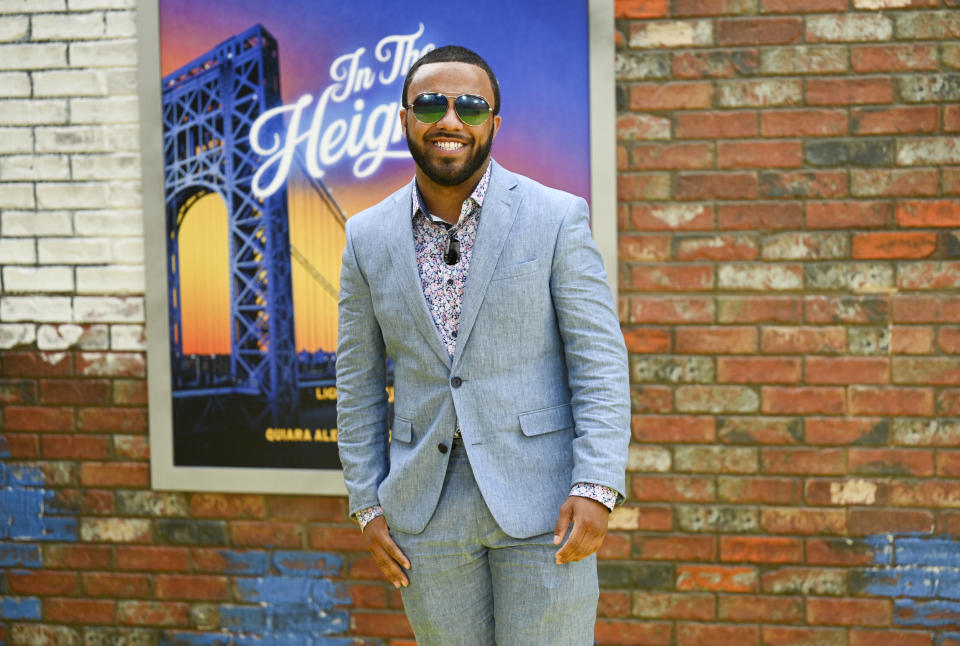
<box><xmin>438</xmin><ymin>443</ymin><xmax>448</xmax><ymax>454</ymax></box>
<box><xmin>451</xmin><ymin>377</ymin><xmax>462</xmax><ymax>388</ymax></box>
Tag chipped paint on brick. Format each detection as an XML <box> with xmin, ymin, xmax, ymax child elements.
<box><xmin>858</xmin><ymin>534</ymin><xmax>960</xmax><ymax>629</ymax></box>
<box><xmin>830</xmin><ymin>479</ymin><xmax>878</xmax><ymax>505</ymax></box>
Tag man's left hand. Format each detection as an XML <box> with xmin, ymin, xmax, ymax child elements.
<box><xmin>553</xmin><ymin>495</ymin><xmax>609</xmax><ymax>565</ymax></box>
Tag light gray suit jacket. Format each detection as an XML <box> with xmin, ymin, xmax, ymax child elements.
<box><xmin>336</xmin><ymin>161</ymin><xmax>630</xmax><ymax>538</ymax></box>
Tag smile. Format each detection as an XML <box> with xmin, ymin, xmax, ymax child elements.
<box><xmin>433</xmin><ymin>140</ymin><xmax>465</xmax><ymax>151</ymax></box>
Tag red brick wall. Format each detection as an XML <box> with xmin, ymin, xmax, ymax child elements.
<box><xmin>2</xmin><ymin>0</ymin><xmax>960</xmax><ymax>644</ymax></box>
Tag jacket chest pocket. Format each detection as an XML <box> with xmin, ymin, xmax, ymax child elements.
<box><xmin>491</xmin><ymin>258</ymin><xmax>538</xmax><ymax>281</ymax></box>
<box><xmin>391</xmin><ymin>417</ymin><xmax>413</xmax><ymax>443</ymax></box>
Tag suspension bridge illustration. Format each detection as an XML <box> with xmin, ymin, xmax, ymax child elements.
<box><xmin>161</xmin><ymin>25</ymin><xmax>367</xmax><ymax>467</ymax></box>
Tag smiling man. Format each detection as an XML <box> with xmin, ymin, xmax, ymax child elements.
<box><xmin>336</xmin><ymin>45</ymin><xmax>630</xmax><ymax>645</ymax></box>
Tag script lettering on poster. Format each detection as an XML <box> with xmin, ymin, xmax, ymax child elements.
<box><xmin>250</xmin><ymin>24</ymin><xmax>434</xmax><ymax>198</ymax></box>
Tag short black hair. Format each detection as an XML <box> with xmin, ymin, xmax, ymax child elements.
<box><xmin>402</xmin><ymin>45</ymin><xmax>500</xmax><ymax>115</ymax></box>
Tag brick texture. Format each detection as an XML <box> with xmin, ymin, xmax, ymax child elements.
<box><xmin>1</xmin><ymin>1</ymin><xmax>959</xmax><ymax>645</ymax></box>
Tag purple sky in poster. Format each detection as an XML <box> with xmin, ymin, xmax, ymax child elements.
<box><xmin>159</xmin><ymin>0</ymin><xmax>591</xmax><ymax>216</ymax></box>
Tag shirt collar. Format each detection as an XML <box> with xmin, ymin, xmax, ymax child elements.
<box><xmin>411</xmin><ymin>161</ymin><xmax>493</xmax><ymax>224</ymax></box>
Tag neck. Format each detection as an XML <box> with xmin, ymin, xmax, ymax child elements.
<box><xmin>415</xmin><ymin>159</ymin><xmax>490</xmax><ymax>224</ymax></box>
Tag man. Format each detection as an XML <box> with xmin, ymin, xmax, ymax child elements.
<box><xmin>336</xmin><ymin>45</ymin><xmax>629</xmax><ymax>645</ymax></box>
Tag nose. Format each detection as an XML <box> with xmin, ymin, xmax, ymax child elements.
<box><xmin>435</xmin><ymin>97</ymin><xmax>462</xmax><ymax>129</ymax></box>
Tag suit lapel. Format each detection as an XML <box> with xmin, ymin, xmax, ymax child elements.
<box><xmin>384</xmin><ymin>183</ymin><xmax>452</xmax><ymax>366</ymax></box>
<box><xmin>453</xmin><ymin>162</ymin><xmax>520</xmax><ymax>370</ymax></box>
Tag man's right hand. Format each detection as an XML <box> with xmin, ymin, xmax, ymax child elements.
<box><xmin>361</xmin><ymin>515</ymin><xmax>411</xmax><ymax>588</ymax></box>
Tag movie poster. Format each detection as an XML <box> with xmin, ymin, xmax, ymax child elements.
<box><xmin>139</xmin><ymin>0</ymin><xmax>612</xmax><ymax>493</ymax></box>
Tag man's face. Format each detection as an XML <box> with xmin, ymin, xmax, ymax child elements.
<box><xmin>401</xmin><ymin>61</ymin><xmax>501</xmax><ymax>187</ymax></box>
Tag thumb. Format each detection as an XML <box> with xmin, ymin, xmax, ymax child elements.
<box><xmin>554</xmin><ymin>500</ymin><xmax>573</xmax><ymax>545</ymax></box>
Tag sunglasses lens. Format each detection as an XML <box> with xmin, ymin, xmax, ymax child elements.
<box><xmin>455</xmin><ymin>94</ymin><xmax>491</xmax><ymax>126</ymax></box>
<box><xmin>411</xmin><ymin>93</ymin><xmax>448</xmax><ymax>124</ymax></box>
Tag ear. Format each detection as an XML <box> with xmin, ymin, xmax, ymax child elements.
<box><xmin>399</xmin><ymin>107</ymin><xmax>407</xmax><ymax>139</ymax></box>
<box><xmin>491</xmin><ymin>114</ymin><xmax>501</xmax><ymax>139</ymax></box>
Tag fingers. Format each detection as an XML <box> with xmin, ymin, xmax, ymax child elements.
<box><xmin>553</xmin><ymin>499</ymin><xmax>573</xmax><ymax>546</ymax></box>
<box><xmin>362</xmin><ymin>517</ymin><xmax>411</xmax><ymax>589</ymax></box>
<box><xmin>555</xmin><ymin>497</ymin><xmax>609</xmax><ymax>565</ymax></box>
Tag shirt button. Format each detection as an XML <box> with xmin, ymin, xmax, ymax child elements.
<box><xmin>438</xmin><ymin>443</ymin><xmax>448</xmax><ymax>454</ymax></box>
<box><xmin>451</xmin><ymin>330</ymin><xmax>458</xmax><ymax>338</ymax></box>
<box><xmin>451</xmin><ymin>377</ymin><xmax>462</xmax><ymax>388</ymax></box>
<box><xmin>446</xmin><ymin>278</ymin><xmax>454</xmax><ymax>285</ymax></box>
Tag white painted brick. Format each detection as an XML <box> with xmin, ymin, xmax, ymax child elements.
<box><xmin>0</xmin><ymin>43</ymin><xmax>66</xmax><ymax>69</ymax></box>
<box><xmin>76</xmin><ymin>265</ymin><xmax>143</xmax><ymax>294</ymax></box>
<box><xmin>110</xmin><ymin>323</ymin><xmax>144</xmax><ymax>350</ymax></box>
<box><xmin>71</xmin><ymin>153</ymin><xmax>140</xmax><ymax>179</ymax></box>
<box><xmin>0</xmin><ymin>182</ymin><xmax>35</xmax><ymax>208</ymax></box>
<box><xmin>0</xmin><ymin>155</ymin><xmax>70</xmax><ymax>181</ymax></box>
<box><xmin>2</xmin><ymin>266</ymin><xmax>73</xmax><ymax>292</ymax></box>
<box><xmin>37</xmin><ymin>181</ymin><xmax>141</xmax><ymax>210</ymax></box>
<box><xmin>807</xmin><ymin>14</ymin><xmax>893</xmax><ymax>42</ymax></box>
<box><xmin>0</xmin><ymin>15</ymin><xmax>27</xmax><ymax>41</ymax></box>
<box><xmin>35</xmin><ymin>125</ymin><xmax>108</xmax><ymax>152</ymax></box>
<box><xmin>32</xmin><ymin>11</ymin><xmax>104</xmax><ymax>40</ymax></box>
<box><xmin>73</xmin><ymin>210</ymin><xmax>141</xmax><ymax>236</ymax></box>
<box><xmin>0</xmin><ymin>0</ymin><xmax>65</xmax><ymax>12</ymax></box>
<box><xmin>0</xmin><ymin>238</ymin><xmax>36</xmax><ymax>263</ymax></box>
<box><xmin>0</xmin><ymin>127</ymin><xmax>32</xmax><ymax>153</ymax></box>
<box><xmin>70</xmin><ymin>96</ymin><xmax>138</xmax><ymax>124</ymax></box>
<box><xmin>104</xmin><ymin>69</ymin><xmax>136</xmax><ymax>95</ymax></box>
<box><xmin>0</xmin><ymin>322</ymin><xmax>35</xmax><ymax>349</ymax></box>
<box><xmin>111</xmin><ymin>237</ymin><xmax>142</xmax><ymax>264</ymax></box>
<box><xmin>69</xmin><ymin>39</ymin><xmax>135</xmax><ymax>67</ymax></box>
<box><xmin>0</xmin><ymin>71</ymin><xmax>30</xmax><ymax>97</ymax></box>
<box><xmin>105</xmin><ymin>124</ymin><xmax>140</xmax><ymax>151</ymax></box>
<box><xmin>2</xmin><ymin>210</ymin><xmax>72</xmax><ymax>236</ymax></box>
<box><xmin>37</xmin><ymin>322</ymin><xmax>107</xmax><ymax>349</ymax></box>
<box><xmin>1</xmin><ymin>295</ymin><xmax>72</xmax><ymax>322</ymax></box>
<box><xmin>70</xmin><ymin>0</ymin><xmax>134</xmax><ymax>9</ymax></box>
<box><xmin>37</xmin><ymin>237</ymin><xmax>110</xmax><ymax>264</ymax></box>
<box><xmin>104</xmin><ymin>10</ymin><xmax>134</xmax><ymax>37</ymax></box>
<box><xmin>33</xmin><ymin>69</ymin><xmax>108</xmax><ymax>97</ymax></box>
<box><xmin>898</xmin><ymin>137</ymin><xmax>960</xmax><ymax>166</ymax></box>
<box><xmin>853</xmin><ymin>0</ymin><xmax>912</xmax><ymax>7</ymax></box>
<box><xmin>0</xmin><ymin>99</ymin><xmax>68</xmax><ymax>125</ymax></box>
<box><xmin>73</xmin><ymin>295</ymin><xmax>143</xmax><ymax>322</ymax></box>
<box><xmin>37</xmin><ymin>322</ymin><xmax>82</xmax><ymax>349</ymax></box>
<box><xmin>630</xmin><ymin>20</ymin><xmax>713</xmax><ymax>48</ymax></box>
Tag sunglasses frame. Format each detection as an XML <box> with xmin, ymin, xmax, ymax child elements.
<box><xmin>407</xmin><ymin>92</ymin><xmax>493</xmax><ymax>127</ymax></box>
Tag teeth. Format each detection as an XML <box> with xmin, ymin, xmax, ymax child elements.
<box><xmin>434</xmin><ymin>141</ymin><xmax>464</xmax><ymax>151</ymax></box>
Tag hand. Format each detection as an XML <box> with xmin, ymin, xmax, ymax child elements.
<box><xmin>553</xmin><ymin>495</ymin><xmax>610</xmax><ymax>565</ymax></box>
<box><xmin>361</xmin><ymin>515</ymin><xmax>411</xmax><ymax>588</ymax></box>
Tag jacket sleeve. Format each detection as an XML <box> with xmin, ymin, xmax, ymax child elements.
<box><xmin>336</xmin><ymin>218</ymin><xmax>390</xmax><ymax>516</ymax></box>
<box><xmin>549</xmin><ymin>196</ymin><xmax>631</xmax><ymax>503</ymax></box>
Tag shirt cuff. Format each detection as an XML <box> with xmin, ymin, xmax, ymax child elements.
<box><xmin>355</xmin><ymin>505</ymin><xmax>383</xmax><ymax>531</ymax></box>
<box><xmin>570</xmin><ymin>482</ymin><xmax>618</xmax><ymax>512</ymax></box>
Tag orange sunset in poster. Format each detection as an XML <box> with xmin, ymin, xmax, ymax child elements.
<box><xmin>178</xmin><ymin>193</ymin><xmax>232</xmax><ymax>355</ymax></box>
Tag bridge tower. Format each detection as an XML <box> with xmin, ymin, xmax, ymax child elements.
<box><xmin>161</xmin><ymin>25</ymin><xmax>297</xmax><ymax>427</ymax></box>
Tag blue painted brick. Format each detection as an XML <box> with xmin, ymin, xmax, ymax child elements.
<box><xmin>936</xmin><ymin>633</ymin><xmax>960</xmax><ymax>646</ymax></box>
<box><xmin>0</xmin><ymin>544</ymin><xmax>41</xmax><ymax>568</ymax></box>
<box><xmin>273</xmin><ymin>551</ymin><xmax>342</xmax><ymax>577</ymax></box>
<box><xmin>36</xmin><ymin>516</ymin><xmax>78</xmax><ymax>542</ymax></box>
<box><xmin>220</xmin><ymin>604</ymin><xmax>267</xmax><ymax>632</ymax></box>
<box><xmin>0</xmin><ymin>596</ymin><xmax>42</xmax><ymax>620</ymax></box>
<box><xmin>896</xmin><ymin>598</ymin><xmax>960</xmax><ymax>628</ymax></box>
<box><xmin>312</xmin><ymin>639</ymin><xmax>363</xmax><ymax>646</ymax></box>
<box><xmin>271</xmin><ymin>604</ymin><xmax>349</xmax><ymax>635</ymax></box>
<box><xmin>862</xmin><ymin>566</ymin><xmax>937</xmax><ymax>598</ymax></box>
<box><xmin>0</xmin><ymin>488</ymin><xmax>46</xmax><ymax>540</ymax></box>
<box><xmin>897</xmin><ymin>537</ymin><xmax>960</xmax><ymax>568</ymax></box>
<box><xmin>865</xmin><ymin>533</ymin><xmax>893</xmax><ymax>565</ymax></box>
<box><xmin>938</xmin><ymin>569</ymin><xmax>960</xmax><ymax>600</ymax></box>
<box><xmin>214</xmin><ymin>549</ymin><xmax>269</xmax><ymax>575</ymax></box>
<box><xmin>236</xmin><ymin>576</ymin><xmax>344</xmax><ymax>607</ymax></box>
<box><xmin>235</xmin><ymin>634</ymin><xmax>312</xmax><ymax>646</ymax></box>
<box><xmin>159</xmin><ymin>632</ymin><xmax>233</xmax><ymax>646</ymax></box>
<box><xmin>6</xmin><ymin>465</ymin><xmax>45</xmax><ymax>487</ymax></box>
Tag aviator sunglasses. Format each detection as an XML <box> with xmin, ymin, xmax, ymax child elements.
<box><xmin>407</xmin><ymin>92</ymin><xmax>493</xmax><ymax>127</ymax></box>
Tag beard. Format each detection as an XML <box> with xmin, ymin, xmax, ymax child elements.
<box><xmin>405</xmin><ymin>120</ymin><xmax>493</xmax><ymax>187</ymax></box>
